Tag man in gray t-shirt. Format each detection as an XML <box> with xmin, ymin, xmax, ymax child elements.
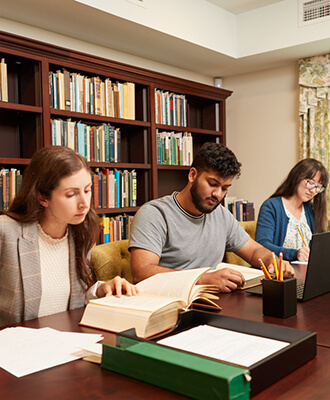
<box><xmin>129</xmin><ymin>143</ymin><xmax>294</xmax><ymax>292</ymax></box>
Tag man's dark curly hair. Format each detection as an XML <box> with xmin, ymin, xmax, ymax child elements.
<box><xmin>191</xmin><ymin>142</ymin><xmax>241</xmax><ymax>178</ymax></box>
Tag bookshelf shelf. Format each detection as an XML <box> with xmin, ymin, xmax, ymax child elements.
<box><xmin>0</xmin><ymin>30</ymin><xmax>232</xmax><ymax>241</ymax></box>
<box><xmin>0</xmin><ymin>102</ymin><xmax>42</xmax><ymax>113</ymax></box>
<box><xmin>155</xmin><ymin>124</ymin><xmax>223</xmax><ymax>136</ymax></box>
<box><xmin>89</xmin><ymin>162</ymin><xmax>151</xmax><ymax>169</ymax></box>
<box><xmin>0</xmin><ymin>157</ymin><xmax>31</xmax><ymax>165</ymax></box>
<box><xmin>50</xmin><ymin>109</ymin><xmax>150</xmax><ymax>127</ymax></box>
<box><xmin>96</xmin><ymin>206</ymin><xmax>139</xmax><ymax>215</ymax></box>
<box><xmin>157</xmin><ymin>165</ymin><xmax>190</xmax><ymax>170</ymax></box>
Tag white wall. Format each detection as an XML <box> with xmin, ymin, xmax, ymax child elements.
<box><xmin>224</xmin><ymin>64</ymin><xmax>299</xmax><ymax>215</ymax></box>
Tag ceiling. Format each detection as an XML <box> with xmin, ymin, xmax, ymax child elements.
<box><xmin>1</xmin><ymin>0</ymin><xmax>329</xmax><ymax>79</ymax></box>
<box><xmin>206</xmin><ymin>0</ymin><xmax>284</xmax><ymax>14</ymax></box>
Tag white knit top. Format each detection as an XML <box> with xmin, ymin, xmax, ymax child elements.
<box><xmin>37</xmin><ymin>224</ymin><xmax>71</xmax><ymax>318</ymax></box>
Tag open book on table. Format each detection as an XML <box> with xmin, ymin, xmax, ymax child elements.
<box><xmin>80</xmin><ymin>267</ymin><xmax>220</xmax><ymax>339</ymax></box>
<box><xmin>216</xmin><ymin>262</ymin><xmax>264</xmax><ymax>289</ymax></box>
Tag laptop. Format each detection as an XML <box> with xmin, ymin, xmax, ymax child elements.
<box><xmin>247</xmin><ymin>231</ymin><xmax>330</xmax><ymax>302</ymax></box>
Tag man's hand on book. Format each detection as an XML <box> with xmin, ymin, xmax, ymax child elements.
<box><xmin>96</xmin><ymin>276</ymin><xmax>139</xmax><ymax>298</ymax></box>
<box><xmin>197</xmin><ymin>268</ymin><xmax>245</xmax><ymax>293</ymax></box>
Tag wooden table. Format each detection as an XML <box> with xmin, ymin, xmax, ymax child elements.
<box><xmin>1</xmin><ymin>308</ymin><xmax>330</xmax><ymax>400</ymax></box>
<box><xmin>1</xmin><ymin>262</ymin><xmax>330</xmax><ymax>399</ymax></box>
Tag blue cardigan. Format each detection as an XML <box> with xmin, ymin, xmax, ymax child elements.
<box><xmin>255</xmin><ymin>196</ymin><xmax>315</xmax><ymax>261</ymax></box>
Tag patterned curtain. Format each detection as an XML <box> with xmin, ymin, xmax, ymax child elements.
<box><xmin>299</xmin><ymin>54</ymin><xmax>330</xmax><ymax>218</ymax></box>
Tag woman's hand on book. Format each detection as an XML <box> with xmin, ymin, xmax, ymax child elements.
<box><xmin>197</xmin><ymin>268</ymin><xmax>245</xmax><ymax>293</ymax></box>
<box><xmin>96</xmin><ymin>276</ymin><xmax>139</xmax><ymax>298</ymax></box>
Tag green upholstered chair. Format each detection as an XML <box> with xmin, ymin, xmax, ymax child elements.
<box><xmin>225</xmin><ymin>220</ymin><xmax>257</xmax><ymax>267</ymax></box>
<box><xmin>91</xmin><ymin>239</ymin><xmax>132</xmax><ymax>282</ymax></box>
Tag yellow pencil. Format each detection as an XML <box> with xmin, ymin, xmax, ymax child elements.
<box><xmin>298</xmin><ymin>228</ymin><xmax>308</xmax><ymax>247</ymax></box>
<box><xmin>279</xmin><ymin>252</ymin><xmax>284</xmax><ymax>281</ymax></box>
<box><xmin>272</xmin><ymin>252</ymin><xmax>279</xmax><ymax>280</ymax></box>
<box><xmin>258</xmin><ymin>258</ymin><xmax>272</xmax><ymax>280</ymax></box>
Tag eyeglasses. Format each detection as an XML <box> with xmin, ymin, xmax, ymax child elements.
<box><xmin>305</xmin><ymin>179</ymin><xmax>325</xmax><ymax>193</ymax></box>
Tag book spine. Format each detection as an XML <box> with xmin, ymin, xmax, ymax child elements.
<box><xmin>131</xmin><ymin>170</ymin><xmax>137</xmax><ymax>207</ymax></box>
<box><xmin>114</xmin><ymin>170</ymin><xmax>121</xmax><ymax>208</ymax></box>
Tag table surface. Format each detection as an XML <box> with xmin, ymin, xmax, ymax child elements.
<box><xmin>1</xmin><ymin>263</ymin><xmax>330</xmax><ymax>400</ymax></box>
<box><xmin>220</xmin><ymin>263</ymin><xmax>330</xmax><ymax>347</ymax></box>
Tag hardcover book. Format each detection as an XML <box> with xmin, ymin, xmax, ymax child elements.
<box><xmin>216</xmin><ymin>263</ymin><xmax>263</xmax><ymax>289</ymax></box>
<box><xmin>80</xmin><ymin>268</ymin><xmax>220</xmax><ymax>338</ymax></box>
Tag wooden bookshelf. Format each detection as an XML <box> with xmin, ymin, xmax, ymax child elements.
<box><xmin>0</xmin><ymin>30</ymin><xmax>232</xmax><ymax>217</ymax></box>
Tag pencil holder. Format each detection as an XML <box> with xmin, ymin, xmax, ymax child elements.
<box><xmin>262</xmin><ymin>278</ymin><xmax>297</xmax><ymax>318</ymax></box>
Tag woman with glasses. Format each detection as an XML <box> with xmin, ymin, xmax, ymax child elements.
<box><xmin>255</xmin><ymin>158</ymin><xmax>329</xmax><ymax>261</ymax></box>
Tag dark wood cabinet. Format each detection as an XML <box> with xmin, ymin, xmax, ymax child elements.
<box><xmin>0</xmin><ymin>30</ymin><xmax>232</xmax><ymax>213</ymax></box>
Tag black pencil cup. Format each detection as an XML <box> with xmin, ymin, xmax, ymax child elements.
<box><xmin>262</xmin><ymin>278</ymin><xmax>297</xmax><ymax>318</ymax></box>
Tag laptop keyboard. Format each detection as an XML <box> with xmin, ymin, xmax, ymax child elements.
<box><xmin>296</xmin><ymin>281</ymin><xmax>305</xmax><ymax>300</ymax></box>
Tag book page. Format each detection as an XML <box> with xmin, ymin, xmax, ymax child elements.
<box><xmin>189</xmin><ymin>285</ymin><xmax>220</xmax><ymax>307</ymax></box>
<box><xmin>136</xmin><ymin>267</ymin><xmax>210</xmax><ymax>305</ymax></box>
<box><xmin>157</xmin><ymin>325</ymin><xmax>290</xmax><ymax>368</ymax></box>
<box><xmin>89</xmin><ymin>294</ymin><xmax>183</xmax><ymax>312</ymax></box>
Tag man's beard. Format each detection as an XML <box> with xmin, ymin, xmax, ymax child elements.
<box><xmin>190</xmin><ymin>178</ymin><xmax>221</xmax><ymax>214</ymax></box>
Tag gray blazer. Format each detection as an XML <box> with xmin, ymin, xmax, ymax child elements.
<box><xmin>0</xmin><ymin>215</ymin><xmax>86</xmax><ymax>326</ymax></box>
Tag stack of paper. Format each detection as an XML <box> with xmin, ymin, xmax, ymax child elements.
<box><xmin>0</xmin><ymin>327</ymin><xmax>103</xmax><ymax>377</ymax></box>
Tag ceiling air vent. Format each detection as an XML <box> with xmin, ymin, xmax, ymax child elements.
<box><xmin>299</xmin><ymin>0</ymin><xmax>330</xmax><ymax>26</ymax></box>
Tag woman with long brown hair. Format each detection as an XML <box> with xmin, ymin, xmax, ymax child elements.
<box><xmin>256</xmin><ymin>158</ymin><xmax>329</xmax><ymax>261</ymax></box>
<box><xmin>0</xmin><ymin>146</ymin><xmax>137</xmax><ymax>326</ymax></box>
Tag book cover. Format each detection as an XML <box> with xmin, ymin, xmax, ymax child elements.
<box><xmin>115</xmin><ymin>128</ymin><xmax>121</xmax><ymax>162</ymax></box>
<box><xmin>245</xmin><ymin>202</ymin><xmax>255</xmax><ymax>221</ymax></box>
<box><xmin>0</xmin><ymin>58</ymin><xmax>8</xmax><ymax>102</ymax></box>
<box><xmin>76</xmin><ymin>122</ymin><xmax>86</xmax><ymax>158</ymax></box>
<box><xmin>109</xmin><ymin>126</ymin><xmax>115</xmax><ymax>163</ymax></box>
<box><xmin>104</xmin><ymin>124</ymin><xmax>110</xmax><ymax>162</ymax></box>
<box><xmin>63</xmin><ymin>69</ymin><xmax>71</xmax><ymax>111</ymax></box>
<box><xmin>92</xmin><ymin>172</ymin><xmax>99</xmax><ymax>209</ymax></box>
<box><xmin>131</xmin><ymin>169</ymin><xmax>137</xmax><ymax>207</ymax></box>
<box><xmin>101</xmin><ymin>172</ymin><xmax>107</xmax><ymax>209</ymax></box>
<box><xmin>100</xmin><ymin>216</ymin><xmax>110</xmax><ymax>244</ymax></box>
<box><xmin>97</xmin><ymin>170</ymin><xmax>102</xmax><ymax>209</ymax></box>
<box><xmin>108</xmin><ymin>170</ymin><xmax>115</xmax><ymax>209</ymax></box>
<box><xmin>16</xmin><ymin>172</ymin><xmax>22</xmax><ymax>197</ymax></box>
<box><xmin>93</xmin><ymin>77</ymin><xmax>102</xmax><ymax>115</ymax></box>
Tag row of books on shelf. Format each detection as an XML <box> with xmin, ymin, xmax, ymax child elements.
<box><xmin>224</xmin><ymin>197</ymin><xmax>255</xmax><ymax>222</ymax></box>
<box><xmin>0</xmin><ymin>168</ymin><xmax>22</xmax><ymax>211</ymax></box>
<box><xmin>0</xmin><ymin>167</ymin><xmax>137</xmax><ymax>212</ymax></box>
<box><xmin>0</xmin><ymin>58</ymin><xmax>8</xmax><ymax>102</ymax></box>
<box><xmin>49</xmin><ymin>69</ymin><xmax>135</xmax><ymax>119</ymax></box>
<box><xmin>99</xmin><ymin>214</ymin><xmax>133</xmax><ymax>244</ymax></box>
<box><xmin>51</xmin><ymin>119</ymin><xmax>121</xmax><ymax>163</ymax></box>
<box><xmin>156</xmin><ymin>130</ymin><xmax>193</xmax><ymax>166</ymax></box>
<box><xmin>155</xmin><ymin>89</ymin><xmax>187</xmax><ymax>127</ymax></box>
<box><xmin>93</xmin><ymin>168</ymin><xmax>137</xmax><ymax>210</ymax></box>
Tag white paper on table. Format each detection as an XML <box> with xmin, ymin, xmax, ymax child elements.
<box><xmin>0</xmin><ymin>327</ymin><xmax>103</xmax><ymax>377</ymax></box>
<box><xmin>291</xmin><ymin>261</ymin><xmax>308</xmax><ymax>265</ymax></box>
<box><xmin>157</xmin><ymin>324</ymin><xmax>290</xmax><ymax>367</ymax></box>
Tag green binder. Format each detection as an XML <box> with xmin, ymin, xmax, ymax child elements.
<box><xmin>101</xmin><ymin>337</ymin><xmax>250</xmax><ymax>400</ymax></box>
